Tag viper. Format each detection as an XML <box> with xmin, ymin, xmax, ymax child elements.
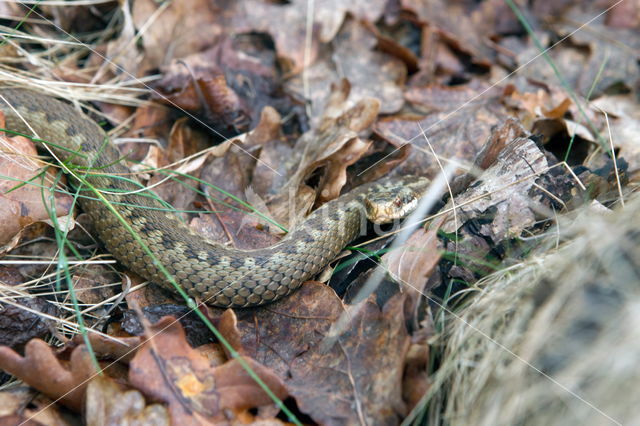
<box><xmin>0</xmin><ymin>88</ymin><xmax>428</xmax><ymax>307</ymax></box>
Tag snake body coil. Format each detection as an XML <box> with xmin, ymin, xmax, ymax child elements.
<box><xmin>0</xmin><ymin>89</ymin><xmax>427</xmax><ymax>307</ymax></box>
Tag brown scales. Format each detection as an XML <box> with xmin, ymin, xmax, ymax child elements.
<box><xmin>0</xmin><ymin>88</ymin><xmax>429</xmax><ymax>307</ymax></box>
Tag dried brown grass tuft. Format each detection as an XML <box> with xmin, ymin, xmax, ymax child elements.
<box><xmin>426</xmin><ymin>195</ymin><xmax>640</xmax><ymax>426</ymax></box>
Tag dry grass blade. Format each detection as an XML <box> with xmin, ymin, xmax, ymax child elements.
<box><xmin>424</xmin><ymin>195</ymin><xmax>640</xmax><ymax>426</ymax></box>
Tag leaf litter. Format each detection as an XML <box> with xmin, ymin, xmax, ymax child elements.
<box><xmin>0</xmin><ymin>0</ymin><xmax>638</xmax><ymax>425</ymax></box>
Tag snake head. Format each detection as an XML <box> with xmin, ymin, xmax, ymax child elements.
<box><xmin>364</xmin><ymin>176</ymin><xmax>430</xmax><ymax>224</ymax></box>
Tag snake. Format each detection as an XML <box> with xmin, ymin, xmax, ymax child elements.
<box><xmin>0</xmin><ymin>88</ymin><xmax>429</xmax><ymax>307</ymax></box>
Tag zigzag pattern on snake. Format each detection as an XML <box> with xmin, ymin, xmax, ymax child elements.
<box><xmin>0</xmin><ymin>88</ymin><xmax>428</xmax><ymax>307</ymax></box>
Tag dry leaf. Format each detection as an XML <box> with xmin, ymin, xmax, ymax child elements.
<box><xmin>555</xmin><ymin>10</ymin><xmax>640</xmax><ymax>97</ymax></box>
<box><xmin>287</xmin><ymin>18</ymin><xmax>406</xmax><ymax>120</ymax></box>
<box><xmin>384</xmin><ymin>216</ymin><xmax>444</xmax><ymax>314</ymax></box>
<box><xmin>375</xmin><ymin>83</ymin><xmax>509</xmax><ymax>178</ymax></box>
<box><xmin>69</xmin><ymin>334</ymin><xmax>141</xmax><ymax>366</ymax></box>
<box><xmin>0</xmin><ymin>340</ymin><xmax>97</xmax><ymax>412</ymax></box>
<box><xmin>591</xmin><ymin>94</ymin><xmax>640</xmax><ymax>174</ymax></box>
<box><xmin>129</xmin><ymin>316</ymin><xmax>287</xmax><ymax>424</ymax></box>
<box><xmin>401</xmin><ymin>0</ymin><xmax>503</xmax><ymax>66</ymax></box>
<box><xmin>154</xmin><ymin>52</ymin><xmax>250</xmax><ymax>133</ymax></box>
<box><xmin>266</xmin><ymin>80</ymin><xmax>381</xmax><ymax>227</ymax></box>
<box><xmin>0</xmin><ymin>385</ymin><xmax>77</xmax><ymax>425</ymax></box>
<box><xmin>0</xmin><ymin>116</ymin><xmax>74</xmax><ymax>248</ymax></box>
<box><xmin>119</xmin><ymin>304</ymin><xmax>214</xmax><ymax>349</ymax></box>
<box><xmin>85</xmin><ymin>375</ymin><xmax>170</xmax><ymax>426</ymax></box>
<box><xmin>0</xmin><ymin>265</ymin><xmax>47</xmax><ymax>331</ymax></box>
<box><xmin>132</xmin><ymin>0</ymin><xmax>224</xmax><ymax>70</ymax></box>
<box><xmin>402</xmin><ymin>340</ymin><xmax>431</xmax><ymax>412</ymax></box>
<box><xmin>118</xmin><ymin>104</ymin><xmax>173</xmax><ymax>164</ymax></box>
<box><xmin>0</xmin><ymin>295</ymin><xmax>57</xmax><ymax>351</ymax></box>
<box><xmin>233</xmin><ymin>282</ymin><xmax>411</xmax><ymax>424</ymax></box>
<box><xmin>193</xmin><ymin>148</ymin><xmax>282</xmax><ymax>250</ymax></box>
<box><xmin>72</xmin><ymin>265</ymin><xmax>119</xmax><ymax>306</ymax></box>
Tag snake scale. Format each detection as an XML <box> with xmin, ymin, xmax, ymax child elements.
<box><xmin>0</xmin><ymin>88</ymin><xmax>428</xmax><ymax>307</ymax></box>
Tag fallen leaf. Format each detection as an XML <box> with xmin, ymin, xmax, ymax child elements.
<box><xmin>153</xmin><ymin>48</ymin><xmax>250</xmax><ymax>134</ymax></box>
<box><xmin>235</xmin><ymin>0</ymin><xmax>321</xmax><ymax>73</ymax></box>
<box><xmin>502</xmin><ymin>86</ymin><xmax>572</xmax><ymax>121</ymax></box>
<box><xmin>0</xmin><ymin>415</ymin><xmax>43</xmax><ymax>425</ymax></box>
<box><xmin>233</xmin><ymin>282</ymin><xmax>411</xmax><ymax>425</ymax></box>
<box><xmin>129</xmin><ymin>316</ymin><xmax>288</xmax><ymax>424</ymax></box>
<box><xmin>124</xmin><ymin>272</ymin><xmax>179</xmax><ymax>310</ymax></box>
<box><xmin>363</xmin><ymin>20</ymin><xmax>419</xmax><ymax>73</ymax></box>
<box><xmin>509</xmin><ymin>4</ymin><xmax>640</xmax><ymax>99</ymax></box>
<box><xmin>118</xmin><ymin>104</ymin><xmax>173</xmax><ymax>164</ymax></box>
<box><xmin>287</xmin><ymin>18</ymin><xmax>406</xmax><ymax>120</ymax></box>
<box><xmin>85</xmin><ymin>375</ymin><xmax>170</xmax><ymax>426</ymax></box>
<box><xmin>606</xmin><ymin>0</ymin><xmax>640</xmax><ymax>29</ymax></box>
<box><xmin>0</xmin><ymin>340</ymin><xmax>97</xmax><ymax>412</ymax></box>
<box><xmin>384</xmin><ymin>216</ymin><xmax>444</xmax><ymax>315</ymax></box>
<box><xmin>120</xmin><ymin>304</ymin><xmax>214</xmax><ymax>349</ymax></box>
<box><xmin>0</xmin><ymin>267</ymin><xmax>57</xmax><ymax>351</ymax></box>
<box><xmin>313</xmin><ymin>0</ymin><xmax>388</xmax><ymax>42</ymax></box>
<box><xmin>375</xmin><ymin>83</ymin><xmax>509</xmax><ymax>178</ymax></box>
<box><xmin>72</xmin><ymin>334</ymin><xmax>142</xmax><ymax>365</ymax></box>
<box><xmin>132</xmin><ymin>0</ymin><xmax>225</xmax><ymax>70</ymax></box>
<box><xmin>158</xmin><ymin>35</ymin><xmax>304</xmax><ymax>133</ymax></box>
<box><xmin>0</xmin><ymin>387</ymin><xmax>36</xmax><ymax>419</ymax></box>
<box><xmin>590</xmin><ymin>94</ymin><xmax>640</xmax><ymax>174</ymax></box>
<box><xmin>194</xmin><ymin>147</ymin><xmax>283</xmax><ymax>250</ymax></box>
<box><xmin>0</xmin><ymin>298</ymin><xmax>57</xmax><ymax>352</ymax></box>
<box><xmin>240</xmin><ymin>107</ymin><xmax>291</xmax><ymax>199</ymax></box>
<box><xmin>133</xmin><ymin>0</ymin><xmax>384</xmax><ymax>75</ymax></box>
<box><xmin>268</xmin><ymin>80</ymin><xmax>380</xmax><ymax>228</ymax></box>
<box><xmin>401</xmin><ymin>0</ymin><xmax>503</xmax><ymax>67</ymax></box>
<box><xmin>405</xmin><ymin>82</ymin><xmax>499</xmax><ymax>114</ymax></box>
<box><xmin>555</xmin><ymin>9</ymin><xmax>640</xmax><ymax>97</ymax></box>
<box><xmin>0</xmin><ymin>115</ymin><xmax>74</xmax><ymax>248</ymax></box>
<box><xmin>72</xmin><ymin>265</ymin><xmax>119</xmax><ymax>306</ymax></box>
<box><xmin>402</xmin><ymin>340</ymin><xmax>431</xmax><ymax>412</ymax></box>
<box><xmin>0</xmin><ymin>385</ymin><xmax>77</xmax><ymax>425</ymax></box>
<box><xmin>147</xmin><ymin>117</ymin><xmax>210</xmax><ymax>215</ymax></box>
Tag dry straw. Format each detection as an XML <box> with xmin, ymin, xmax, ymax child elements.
<box><xmin>426</xmin><ymin>194</ymin><xmax>639</xmax><ymax>426</ymax></box>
